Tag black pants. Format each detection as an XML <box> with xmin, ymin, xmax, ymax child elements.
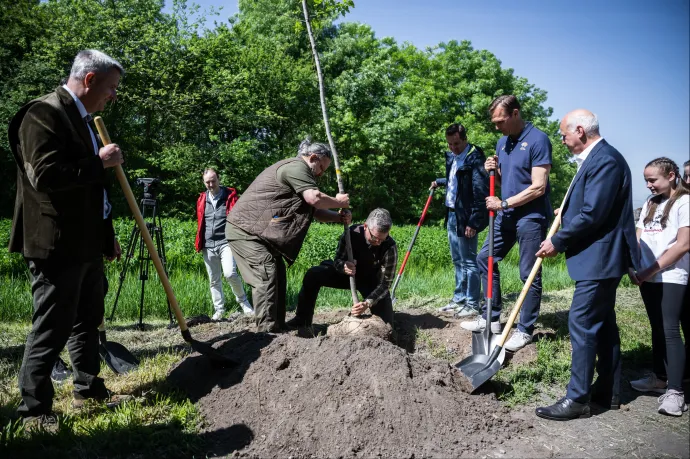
<box><xmin>17</xmin><ymin>258</ymin><xmax>108</xmax><ymax>416</ymax></box>
<box><xmin>296</xmin><ymin>261</ymin><xmax>394</xmax><ymax>325</ymax></box>
<box><xmin>640</xmin><ymin>282</ymin><xmax>689</xmax><ymax>391</ymax></box>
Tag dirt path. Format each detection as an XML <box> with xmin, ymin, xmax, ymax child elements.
<box><xmin>169</xmin><ymin>306</ymin><xmax>689</xmax><ymax>458</ymax></box>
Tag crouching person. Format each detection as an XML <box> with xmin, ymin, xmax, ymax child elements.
<box><xmin>289</xmin><ymin>208</ymin><xmax>398</xmax><ymax>328</ymax></box>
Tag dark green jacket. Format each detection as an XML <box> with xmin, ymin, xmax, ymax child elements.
<box><xmin>227</xmin><ymin>157</ymin><xmax>315</xmax><ymax>264</ymax></box>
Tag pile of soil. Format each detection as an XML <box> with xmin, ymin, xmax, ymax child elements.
<box><xmin>169</xmin><ymin>332</ymin><xmax>531</xmax><ymax>458</ymax></box>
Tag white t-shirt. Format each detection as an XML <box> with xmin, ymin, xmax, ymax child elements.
<box><xmin>637</xmin><ymin>194</ymin><xmax>689</xmax><ymax>285</ymax></box>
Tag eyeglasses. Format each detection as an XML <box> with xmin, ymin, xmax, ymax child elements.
<box><xmin>366</xmin><ymin>226</ymin><xmax>385</xmax><ymax>244</ymax></box>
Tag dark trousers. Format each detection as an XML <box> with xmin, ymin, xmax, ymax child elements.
<box><xmin>566</xmin><ymin>278</ymin><xmax>622</xmax><ymax>403</ymax></box>
<box><xmin>18</xmin><ymin>258</ymin><xmax>107</xmax><ymax>417</ymax></box>
<box><xmin>296</xmin><ymin>261</ymin><xmax>394</xmax><ymax>325</ymax></box>
<box><xmin>477</xmin><ymin>213</ymin><xmax>546</xmax><ymax>334</ymax></box>
<box><xmin>228</xmin><ymin>238</ymin><xmax>286</xmax><ymax>333</ymax></box>
<box><xmin>640</xmin><ymin>282</ymin><xmax>688</xmax><ymax>391</ymax></box>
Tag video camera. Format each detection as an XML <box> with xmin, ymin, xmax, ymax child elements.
<box><xmin>136</xmin><ymin>178</ymin><xmax>161</xmax><ymax>200</ymax></box>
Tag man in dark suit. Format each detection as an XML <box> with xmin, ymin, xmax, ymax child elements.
<box><xmin>9</xmin><ymin>50</ymin><xmax>126</xmax><ymax>422</ymax></box>
<box><xmin>534</xmin><ymin>109</ymin><xmax>640</xmax><ymax>420</ymax></box>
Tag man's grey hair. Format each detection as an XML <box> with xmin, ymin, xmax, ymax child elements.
<box><xmin>70</xmin><ymin>50</ymin><xmax>124</xmax><ymax>80</ymax></box>
<box><xmin>565</xmin><ymin>111</ymin><xmax>600</xmax><ymax>137</ymax></box>
<box><xmin>203</xmin><ymin>167</ymin><xmax>219</xmax><ymax>179</ymax></box>
<box><xmin>297</xmin><ymin>137</ymin><xmax>332</xmax><ymax>159</ymax></box>
<box><xmin>366</xmin><ymin>208</ymin><xmax>392</xmax><ymax>233</ymax></box>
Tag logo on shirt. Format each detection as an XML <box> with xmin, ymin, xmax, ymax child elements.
<box><xmin>520</xmin><ymin>142</ymin><xmax>528</xmax><ymax>151</ymax></box>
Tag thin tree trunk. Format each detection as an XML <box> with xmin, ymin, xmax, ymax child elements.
<box><xmin>301</xmin><ymin>0</ymin><xmax>358</xmax><ymax>306</ymax></box>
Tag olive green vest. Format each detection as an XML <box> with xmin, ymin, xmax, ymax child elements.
<box><xmin>227</xmin><ymin>157</ymin><xmax>315</xmax><ymax>264</ymax></box>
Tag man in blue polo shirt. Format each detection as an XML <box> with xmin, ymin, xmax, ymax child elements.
<box><xmin>460</xmin><ymin>95</ymin><xmax>552</xmax><ymax>353</ymax></box>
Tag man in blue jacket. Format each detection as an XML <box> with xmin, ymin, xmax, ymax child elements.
<box><xmin>535</xmin><ymin>109</ymin><xmax>640</xmax><ymax>421</ymax></box>
<box><xmin>432</xmin><ymin>123</ymin><xmax>489</xmax><ymax>317</ymax></box>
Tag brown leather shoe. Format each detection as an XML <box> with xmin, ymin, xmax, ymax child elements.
<box><xmin>22</xmin><ymin>413</ymin><xmax>58</xmax><ymax>431</ymax></box>
<box><xmin>72</xmin><ymin>393</ymin><xmax>134</xmax><ymax>410</ymax></box>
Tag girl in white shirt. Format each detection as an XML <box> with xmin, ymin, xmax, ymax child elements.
<box><xmin>630</xmin><ymin>157</ymin><xmax>690</xmax><ymax>417</ymax></box>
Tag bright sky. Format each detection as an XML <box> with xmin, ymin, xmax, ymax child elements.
<box><xmin>176</xmin><ymin>0</ymin><xmax>689</xmax><ymax>208</ymax></box>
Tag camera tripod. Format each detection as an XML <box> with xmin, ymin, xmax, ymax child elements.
<box><xmin>109</xmin><ymin>180</ymin><xmax>173</xmax><ymax>329</ymax></box>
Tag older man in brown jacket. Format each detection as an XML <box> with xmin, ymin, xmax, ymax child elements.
<box><xmin>9</xmin><ymin>50</ymin><xmax>126</xmax><ymax>423</ymax></box>
<box><xmin>226</xmin><ymin>139</ymin><xmax>350</xmax><ymax>333</ymax></box>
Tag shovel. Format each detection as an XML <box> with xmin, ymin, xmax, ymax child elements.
<box><xmin>455</xmin><ymin>189</ymin><xmax>569</xmax><ymax>392</ymax></box>
<box><xmin>98</xmin><ymin>319</ymin><xmax>140</xmax><ymax>374</ymax></box>
<box><xmin>94</xmin><ymin>117</ymin><xmax>238</xmax><ymax>367</ymax></box>
<box><xmin>391</xmin><ymin>188</ymin><xmax>434</xmax><ymax>305</ymax></box>
<box><xmin>470</xmin><ymin>171</ymin><xmax>505</xmax><ymax>362</ymax></box>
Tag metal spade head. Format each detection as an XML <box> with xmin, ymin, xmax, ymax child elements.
<box><xmin>455</xmin><ymin>345</ymin><xmax>504</xmax><ymax>393</ymax></box>
<box><xmin>181</xmin><ymin>329</ymin><xmax>240</xmax><ymax>368</ymax></box>
<box><xmin>470</xmin><ymin>331</ymin><xmax>506</xmax><ymax>363</ymax></box>
<box><xmin>100</xmin><ymin>341</ymin><xmax>140</xmax><ymax>375</ymax></box>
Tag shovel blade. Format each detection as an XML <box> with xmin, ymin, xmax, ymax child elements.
<box><xmin>99</xmin><ymin>341</ymin><xmax>140</xmax><ymax>375</ymax></box>
<box><xmin>470</xmin><ymin>331</ymin><xmax>506</xmax><ymax>362</ymax></box>
<box><xmin>181</xmin><ymin>329</ymin><xmax>240</xmax><ymax>368</ymax></box>
<box><xmin>454</xmin><ymin>348</ymin><xmax>504</xmax><ymax>393</ymax></box>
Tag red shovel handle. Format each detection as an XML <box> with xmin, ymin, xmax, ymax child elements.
<box><xmin>486</xmin><ymin>170</ymin><xmax>495</xmax><ymax>300</ymax></box>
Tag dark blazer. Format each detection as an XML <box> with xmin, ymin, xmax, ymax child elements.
<box><xmin>8</xmin><ymin>86</ymin><xmax>114</xmax><ymax>261</ymax></box>
<box><xmin>436</xmin><ymin>144</ymin><xmax>490</xmax><ymax>235</ymax></box>
<box><xmin>551</xmin><ymin>139</ymin><xmax>640</xmax><ymax>281</ymax></box>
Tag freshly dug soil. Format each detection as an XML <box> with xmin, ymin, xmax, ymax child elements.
<box><xmin>169</xmin><ymin>332</ymin><xmax>530</xmax><ymax>458</ymax></box>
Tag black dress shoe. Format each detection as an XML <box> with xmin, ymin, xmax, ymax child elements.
<box><xmin>536</xmin><ymin>397</ymin><xmax>591</xmax><ymax>421</ymax></box>
<box><xmin>590</xmin><ymin>392</ymin><xmax>620</xmax><ymax>410</ymax></box>
<box><xmin>285</xmin><ymin>316</ymin><xmax>312</xmax><ymax>330</ymax></box>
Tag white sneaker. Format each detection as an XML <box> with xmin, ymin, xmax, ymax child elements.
<box><xmin>630</xmin><ymin>373</ymin><xmax>667</xmax><ymax>394</ymax></box>
<box><xmin>240</xmin><ymin>299</ymin><xmax>254</xmax><ymax>316</ymax></box>
<box><xmin>453</xmin><ymin>304</ymin><xmax>479</xmax><ymax>318</ymax></box>
<box><xmin>438</xmin><ymin>301</ymin><xmax>462</xmax><ymax>313</ymax></box>
<box><xmin>212</xmin><ymin>310</ymin><xmax>224</xmax><ymax>321</ymax></box>
<box><xmin>658</xmin><ymin>389</ymin><xmax>688</xmax><ymax>416</ymax></box>
<box><xmin>460</xmin><ymin>317</ymin><xmax>501</xmax><ymax>333</ymax></box>
<box><xmin>504</xmin><ymin>330</ymin><xmax>532</xmax><ymax>352</ymax></box>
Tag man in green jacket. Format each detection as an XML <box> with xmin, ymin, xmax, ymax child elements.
<box><xmin>226</xmin><ymin>139</ymin><xmax>351</xmax><ymax>333</ymax></box>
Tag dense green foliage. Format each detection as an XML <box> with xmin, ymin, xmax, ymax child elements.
<box><xmin>0</xmin><ymin>0</ymin><xmax>575</xmax><ymax>223</ymax></box>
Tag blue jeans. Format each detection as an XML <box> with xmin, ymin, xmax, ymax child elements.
<box><xmin>447</xmin><ymin>210</ymin><xmax>480</xmax><ymax>307</ymax></box>
<box><xmin>477</xmin><ymin>213</ymin><xmax>546</xmax><ymax>334</ymax></box>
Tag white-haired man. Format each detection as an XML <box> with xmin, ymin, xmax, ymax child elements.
<box><xmin>535</xmin><ymin>109</ymin><xmax>639</xmax><ymax>420</ymax></box>
<box><xmin>289</xmin><ymin>208</ymin><xmax>398</xmax><ymax>327</ymax></box>
<box><xmin>9</xmin><ymin>49</ymin><xmax>127</xmax><ymax>423</ymax></box>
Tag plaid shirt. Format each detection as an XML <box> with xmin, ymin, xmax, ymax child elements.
<box><xmin>333</xmin><ymin>229</ymin><xmax>398</xmax><ymax>306</ymax></box>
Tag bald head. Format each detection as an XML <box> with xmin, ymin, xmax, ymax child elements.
<box><xmin>559</xmin><ymin>109</ymin><xmax>601</xmax><ymax>155</ymax></box>
<box><xmin>562</xmin><ymin>109</ymin><xmax>600</xmax><ymax>138</ymax></box>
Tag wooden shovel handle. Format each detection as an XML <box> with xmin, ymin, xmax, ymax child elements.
<box><xmin>495</xmin><ymin>211</ymin><xmax>562</xmax><ymax>346</ymax></box>
<box><xmin>94</xmin><ymin>117</ymin><xmax>188</xmax><ymax>332</ymax></box>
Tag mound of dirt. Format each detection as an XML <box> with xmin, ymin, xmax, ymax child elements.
<box><xmin>326</xmin><ymin>314</ymin><xmax>392</xmax><ymax>340</ymax></box>
<box><xmin>169</xmin><ymin>333</ymin><xmax>531</xmax><ymax>458</ymax></box>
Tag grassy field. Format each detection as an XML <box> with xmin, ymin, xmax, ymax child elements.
<box><xmin>0</xmin><ymin>284</ymin><xmax>658</xmax><ymax>458</ymax></box>
<box><xmin>0</xmin><ymin>218</ymin><xmax>649</xmax><ymax>457</ymax></box>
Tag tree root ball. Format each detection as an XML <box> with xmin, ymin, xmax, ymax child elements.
<box><xmin>326</xmin><ymin>314</ymin><xmax>392</xmax><ymax>340</ymax></box>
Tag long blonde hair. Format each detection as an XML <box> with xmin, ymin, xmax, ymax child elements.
<box><xmin>643</xmin><ymin>157</ymin><xmax>690</xmax><ymax>229</ymax></box>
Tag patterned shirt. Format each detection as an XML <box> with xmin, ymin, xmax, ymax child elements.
<box><xmin>333</xmin><ymin>231</ymin><xmax>398</xmax><ymax>306</ymax></box>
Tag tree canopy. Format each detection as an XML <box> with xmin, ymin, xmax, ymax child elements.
<box><xmin>0</xmin><ymin>0</ymin><xmax>575</xmax><ymax>223</ymax></box>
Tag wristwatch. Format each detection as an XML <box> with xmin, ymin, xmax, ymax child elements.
<box><xmin>501</xmin><ymin>200</ymin><xmax>510</xmax><ymax>210</ymax></box>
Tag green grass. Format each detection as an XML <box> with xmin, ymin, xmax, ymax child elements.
<box><xmin>0</xmin><ymin>287</ymin><xmax>661</xmax><ymax>456</ymax></box>
<box><xmin>0</xmin><ymin>262</ymin><xmax>578</xmax><ymax>322</ymax></box>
